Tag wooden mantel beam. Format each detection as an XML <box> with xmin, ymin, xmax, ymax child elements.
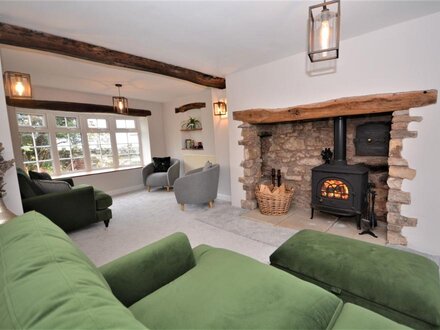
<box><xmin>175</xmin><ymin>102</ymin><xmax>206</xmax><ymax>113</ymax></box>
<box><xmin>6</xmin><ymin>97</ymin><xmax>151</xmax><ymax>117</ymax></box>
<box><xmin>233</xmin><ymin>90</ymin><xmax>438</xmax><ymax>124</ymax></box>
<box><xmin>0</xmin><ymin>22</ymin><xmax>226</xmax><ymax>89</ymax></box>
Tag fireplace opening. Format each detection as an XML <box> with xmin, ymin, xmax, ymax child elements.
<box><xmin>311</xmin><ymin>117</ymin><xmax>369</xmax><ymax>229</ymax></box>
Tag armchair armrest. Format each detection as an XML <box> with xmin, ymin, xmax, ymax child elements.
<box><xmin>167</xmin><ymin>160</ymin><xmax>180</xmax><ymax>186</ymax></box>
<box><xmin>22</xmin><ymin>186</ymin><xmax>96</xmax><ymax>232</ymax></box>
<box><xmin>142</xmin><ymin>163</ymin><xmax>155</xmax><ymax>186</ymax></box>
<box><xmin>99</xmin><ymin>232</ymin><xmax>195</xmax><ymax>307</ymax></box>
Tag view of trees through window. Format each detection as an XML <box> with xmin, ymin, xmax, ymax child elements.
<box><xmin>16</xmin><ymin>111</ymin><xmax>142</xmax><ymax>176</ymax></box>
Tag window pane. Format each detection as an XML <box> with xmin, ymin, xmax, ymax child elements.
<box><xmin>60</xmin><ymin>159</ymin><xmax>73</xmax><ymax>172</ymax></box>
<box><xmin>128</xmin><ymin>132</ymin><xmax>139</xmax><ymax>144</ymax></box>
<box><xmin>22</xmin><ymin>146</ymin><xmax>36</xmax><ymax>162</ymax></box>
<box><xmin>17</xmin><ymin>113</ymin><xmax>30</xmax><ymax>127</ymax></box>
<box><xmin>56</xmin><ymin>132</ymin><xmax>84</xmax><ymax>173</ymax></box>
<box><xmin>66</xmin><ymin>117</ymin><xmax>78</xmax><ymax>128</ymax></box>
<box><xmin>97</xmin><ymin>119</ymin><xmax>107</xmax><ymax>129</ymax></box>
<box><xmin>116</xmin><ymin>132</ymin><xmax>127</xmax><ymax>144</ymax></box>
<box><xmin>87</xmin><ymin>133</ymin><xmax>113</xmax><ymax>169</ymax></box>
<box><xmin>87</xmin><ymin>119</ymin><xmax>97</xmax><ymax>128</ymax></box>
<box><xmin>31</xmin><ymin>115</ymin><xmax>44</xmax><ymax>127</ymax></box>
<box><xmin>73</xmin><ymin>159</ymin><xmax>86</xmax><ymax>171</ymax></box>
<box><xmin>20</xmin><ymin>133</ymin><xmax>34</xmax><ymax>147</ymax></box>
<box><xmin>116</xmin><ymin>120</ymin><xmax>126</xmax><ymax>129</ymax></box>
<box><xmin>24</xmin><ymin>163</ymin><xmax>38</xmax><ymax>172</ymax></box>
<box><xmin>35</xmin><ymin>133</ymin><xmax>50</xmax><ymax>146</ymax></box>
<box><xmin>56</xmin><ymin>116</ymin><xmax>66</xmax><ymax>127</ymax></box>
<box><xmin>116</xmin><ymin>132</ymin><xmax>140</xmax><ymax>167</ymax></box>
<box><xmin>126</xmin><ymin>120</ymin><xmax>135</xmax><ymax>129</ymax></box>
<box><xmin>37</xmin><ymin>147</ymin><xmax>52</xmax><ymax>160</ymax></box>
<box><xmin>38</xmin><ymin>162</ymin><xmax>53</xmax><ymax>173</ymax></box>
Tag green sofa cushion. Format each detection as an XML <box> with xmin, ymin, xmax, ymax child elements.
<box><xmin>0</xmin><ymin>211</ymin><xmax>146</xmax><ymax>329</ymax></box>
<box><xmin>129</xmin><ymin>244</ymin><xmax>343</xmax><ymax>329</ymax></box>
<box><xmin>270</xmin><ymin>230</ymin><xmax>440</xmax><ymax>328</ymax></box>
<box><xmin>332</xmin><ymin>303</ymin><xmax>410</xmax><ymax>330</ymax></box>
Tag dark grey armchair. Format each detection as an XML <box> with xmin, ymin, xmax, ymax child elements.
<box><xmin>142</xmin><ymin>158</ymin><xmax>180</xmax><ymax>192</ymax></box>
<box><xmin>174</xmin><ymin>164</ymin><xmax>220</xmax><ymax>210</ymax></box>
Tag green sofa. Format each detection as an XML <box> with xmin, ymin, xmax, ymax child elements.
<box><xmin>16</xmin><ymin>168</ymin><xmax>112</xmax><ymax>232</ymax></box>
<box><xmin>0</xmin><ymin>212</ymin><xmax>407</xmax><ymax>329</ymax></box>
<box><xmin>270</xmin><ymin>230</ymin><xmax>440</xmax><ymax>329</ymax></box>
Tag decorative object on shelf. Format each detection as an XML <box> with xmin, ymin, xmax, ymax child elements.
<box><xmin>175</xmin><ymin>102</ymin><xmax>206</xmax><ymax>113</ymax></box>
<box><xmin>0</xmin><ymin>142</ymin><xmax>16</xmax><ymax>224</ymax></box>
<box><xmin>112</xmin><ymin>83</ymin><xmax>129</xmax><ymax>114</ymax></box>
<box><xmin>308</xmin><ymin>0</ymin><xmax>340</xmax><ymax>62</ymax></box>
<box><xmin>182</xmin><ymin>117</ymin><xmax>202</xmax><ymax>130</ymax></box>
<box><xmin>183</xmin><ymin>139</ymin><xmax>203</xmax><ymax>150</ymax></box>
<box><xmin>321</xmin><ymin>148</ymin><xmax>333</xmax><ymax>164</ymax></box>
<box><xmin>3</xmin><ymin>71</ymin><xmax>32</xmax><ymax>99</ymax></box>
<box><xmin>213</xmin><ymin>101</ymin><xmax>227</xmax><ymax>116</ymax></box>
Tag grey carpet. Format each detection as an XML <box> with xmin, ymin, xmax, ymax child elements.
<box><xmin>69</xmin><ymin>189</ymin><xmax>296</xmax><ymax>266</ymax></box>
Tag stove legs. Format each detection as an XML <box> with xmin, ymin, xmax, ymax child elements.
<box><xmin>356</xmin><ymin>214</ymin><xmax>361</xmax><ymax>230</ymax></box>
<box><xmin>310</xmin><ymin>208</ymin><xmax>314</xmax><ymax>219</ymax></box>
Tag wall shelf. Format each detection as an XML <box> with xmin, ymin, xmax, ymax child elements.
<box><xmin>180</xmin><ymin>128</ymin><xmax>202</xmax><ymax>131</ymax></box>
<box><xmin>182</xmin><ymin>148</ymin><xmax>204</xmax><ymax>151</ymax></box>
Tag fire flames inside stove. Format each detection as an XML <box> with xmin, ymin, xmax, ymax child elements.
<box><xmin>321</xmin><ymin>179</ymin><xmax>350</xmax><ymax>200</ymax></box>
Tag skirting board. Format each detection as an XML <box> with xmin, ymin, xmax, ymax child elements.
<box><xmin>107</xmin><ymin>184</ymin><xmax>144</xmax><ymax>196</ymax></box>
<box><xmin>217</xmin><ymin>194</ymin><xmax>231</xmax><ymax>202</ymax></box>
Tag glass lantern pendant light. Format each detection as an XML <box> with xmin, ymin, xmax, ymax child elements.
<box><xmin>112</xmin><ymin>83</ymin><xmax>129</xmax><ymax>114</ymax></box>
<box><xmin>3</xmin><ymin>71</ymin><xmax>32</xmax><ymax>99</ymax></box>
<box><xmin>308</xmin><ymin>0</ymin><xmax>340</xmax><ymax>62</ymax></box>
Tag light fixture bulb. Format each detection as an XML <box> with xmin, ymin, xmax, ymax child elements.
<box><xmin>15</xmin><ymin>81</ymin><xmax>25</xmax><ymax>96</ymax></box>
<box><xmin>118</xmin><ymin>100</ymin><xmax>124</xmax><ymax>111</ymax></box>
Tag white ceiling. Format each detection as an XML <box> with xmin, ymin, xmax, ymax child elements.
<box><xmin>1</xmin><ymin>1</ymin><xmax>439</xmax><ymax>102</ymax></box>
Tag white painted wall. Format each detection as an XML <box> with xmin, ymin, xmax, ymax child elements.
<box><xmin>226</xmin><ymin>13</ymin><xmax>440</xmax><ymax>255</ymax></box>
<box><xmin>0</xmin><ymin>59</ymin><xmax>23</xmax><ymax>215</ymax></box>
<box><xmin>162</xmin><ymin>88</ymin><xmax>231</xmax><ymax>199</ymax></box>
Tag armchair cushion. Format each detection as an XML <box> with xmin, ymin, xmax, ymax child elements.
<box><xmin>152</xmin><ymin>157</ymin><xmax>171</xmax><ymax>172</ymax></box>
<box><xmin>33</xmin><ymin>179</ymin><xmax>71</xmax><ymax>194</ymax></box>
<box><xmin>28</xmin><ymin>170</ymin><xmax>52</xmax><ymax>180</ymax></box>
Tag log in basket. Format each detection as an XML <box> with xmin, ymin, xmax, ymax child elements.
<box><xmin>255</xmin><ymin>184</ymin><xmax>294</xmax><ymax>216</ymax></box>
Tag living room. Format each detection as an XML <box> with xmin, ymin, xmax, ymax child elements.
<box><xmin>1</xmin><ymin>1</ymin><xmax>440</xmax><ymax>329</ymax></box>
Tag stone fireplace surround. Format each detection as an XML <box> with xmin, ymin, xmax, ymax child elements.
<box><xmin>235</xmin><ymin>91</ymin><xmax>437</xmax><ymax>245</ymax></box>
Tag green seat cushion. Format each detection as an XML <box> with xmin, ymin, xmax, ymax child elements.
<box><xmin>332</xmin><ymin>303</ymin><xmax>409</xmax><ymax>330</ymax></box>
<box><xmin>0</xmin><ymin>211</ymin><xmax>146</xmax><ymax>329</ymax></box>
<box><xmin>270</xmin><ymin>230</ymin><xmax>440</xmax><ymax>328</ymax></box>
<box><xmin>129</xmin><ymin>244</ymin><xmax>343</xmax><ymax>329</ymax></box>
<box><xmin>94</xmin><ymin>189</ymin><xmax>113</xmax><ymax>210</ymax></box>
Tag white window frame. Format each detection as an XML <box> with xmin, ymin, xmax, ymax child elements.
<box><xmin>12</xmin><ymin>108</ymin><xmax>144</xmax><ymax>177</ymax></box>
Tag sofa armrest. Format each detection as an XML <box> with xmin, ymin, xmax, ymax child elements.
<box><xmin>99</xmin><ymin>232</ymin><xmax>196</xmax><ymax>307</ymax></box>
<box><xmin>22</xmin><ymin>186</ymin><xmax>96</xmax><ymax>232</ymax></box>
<box><xmin>142</xmin><ymin>163</ymin><xmax>155</xmax><ymax>185</ymax></box>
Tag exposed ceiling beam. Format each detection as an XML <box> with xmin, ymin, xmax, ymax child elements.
<box><xmin>233</xmin><ymin>90</ymin><xmax>438</xmax><ymax>124</ymax></box>
<box><xmin>6</xmin><ymin>97</ymin><xmax>151</xmax><ymax>117</ymax></box>
<box><xmin>175</xmin><ymin>102</ymin><xmax>206</xmax><ymax>113</ymax></box>
<box><xmin>0</xmin><ymin>22</ymin><xmax>226</xmax><ymax>89</ymax></box>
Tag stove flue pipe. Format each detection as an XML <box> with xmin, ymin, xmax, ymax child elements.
<box><xmin>333</xmin><ymin>116</ymin><xmax>347</xmax><ymax>165</ymax></box>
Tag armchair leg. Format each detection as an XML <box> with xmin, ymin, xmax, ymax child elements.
<box><xmin>208</xmin><ymin>201</ymin><xmax>214</xmax><ymax>208</ymax></box>
<box><xmin>147</xmin><ymin>186</ymin><xmax>151</xmax><ymax>192</ymax></box>
<box><xmin>180</xmin><ymin>203</ymin><xmax>185</xmax><ymax>211</ymax></box>
<box><xmin>166</xmin><ymin>186</ymin><xmax>170</xmax><ymax>192</ymax></box>
<box><xmin>104</xmin><ymin>220</ymin><xmax>110</xmax><ymax>228</ymax></box>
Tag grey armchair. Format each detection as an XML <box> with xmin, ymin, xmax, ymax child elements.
<box><xmin>142</xmin><ymin>158</ymin><xmax>180</xmax><ymax>192</ymax></box>
<box><xmin>174</xmin><ymin>164</ymin><xmax>220</xmax><ymax>210</ymax></box>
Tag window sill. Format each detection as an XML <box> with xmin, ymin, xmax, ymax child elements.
<box><xmin>52</xmin><ymin>166</ymin><xmax>143</xmax><ymax>179</ymax></box>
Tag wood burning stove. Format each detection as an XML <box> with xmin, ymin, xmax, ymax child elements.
<box><xmin>311</xmin><ymin>117</ymin><xmax>369</xmax><ymax>229</ymax></box>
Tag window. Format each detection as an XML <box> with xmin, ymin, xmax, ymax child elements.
<box><xmin>56</xmin><ymin>132</ymin><xmax>85</xmax><ymax>172</ymax></box>
<box><xmin>14</xmin><ymin>110</ymin><xmax>143</xmax><ymax>176</ymax></box>
<box><xmin>88</xmin><ymin>132</ymin><xmax>113</xmax><ymax>169</ymax></box>
<box><xmin>116</xmin><ymin>132</ymin><xmax>141</xmax><ymax>166</ymax></box>
<box><xmin>20</xmin><ymin>132</ymin><xmax>53</xmax><ymax>173</ymax></box>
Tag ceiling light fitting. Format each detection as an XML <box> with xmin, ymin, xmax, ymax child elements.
<box><xmin>213</xmin><ymin>101</ymin><xmax>227</xmax><ymax>116</ymax></box>
<box><xmin>113</xmin><ymin>83</ymin><xmax>129</xmax><ymax>114</ymax></box>
<box><xmin>3</xmin><ymin>71</ymin><xmax>32</xmax><ymax>99</ymax></box>
<box><xmin>308</xmin><ymin>0</ymin><xmax>340</xmax><ymax>63</ymax></box>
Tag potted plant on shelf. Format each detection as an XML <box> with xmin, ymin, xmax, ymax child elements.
<box><xmin>182</xmin><ymin>117</ymin><xmax>202</xmax><ymax>130</ymax></box>
<box><xmin>0</xmin><ymin>142</ymin><xmax>16</xmax><ymax>223</ymax></box>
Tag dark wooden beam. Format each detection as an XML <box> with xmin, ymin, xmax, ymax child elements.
<box><xmin>175</xmin><ymin>102</ymin><xmax>206</xmax><ymax>113</ymax></box>
<box><xmin>6</xmin><ymin>97</ymin><xmax>151</xmax><ymax>117</ymax></box>
<box><xmin>233</xmin><ymin>90</ymin><xmax>438</xmax><ymax>124</ymax></box>
<box><xmin>0</xmin><ymin>22</ymin><xmax>226</xmax><ymax>89</ymax></box>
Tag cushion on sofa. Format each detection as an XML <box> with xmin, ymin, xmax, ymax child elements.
<box><xmin>331</xmin><ymin>303</ymin><xmax>410</xmax><ymax>330</ymax></box>
<box><xmin>0</xmin><ymin>212</ymin><xmax>146</xmax><ymax>329</ymax></box>
<box><xmin>129</xmin><ymin>244</ymin><xmax>343</xmax><ymax>329</ymax></box>
<box><xmin>270</xmin><ymin>230</ymin><xmax>440</xmax><ymax>329</ymax></box>
<box><xmin>28</xmin><ymin>170</ymin><xmax>52</xmax><ymax>180</ymax></box>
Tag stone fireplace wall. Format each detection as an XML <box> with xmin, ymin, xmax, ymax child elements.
<box><xmin>238</xmin><ymin>111</ymin><xmax>418</xmax><ymax>245</ymax></box>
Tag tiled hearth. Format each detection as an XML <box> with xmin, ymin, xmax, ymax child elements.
<box><xmin>242</xmin><ymin>208</ymin><xmax>387</xmax><ymax>245</ymax></box>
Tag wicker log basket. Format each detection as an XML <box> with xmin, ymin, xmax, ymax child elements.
<box><xmin>255</xmin><ymin>184</ymin><xmax>294</xmax><ymax>216</ymax></box>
